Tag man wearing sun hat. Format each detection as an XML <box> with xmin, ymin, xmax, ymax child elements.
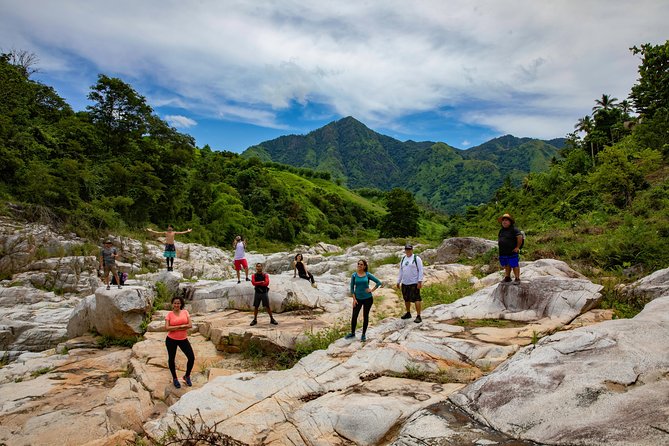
<box><xmin>497</xmin><ymin>213</ymin><xmax>523</xmax><ymax>283</ymax></box>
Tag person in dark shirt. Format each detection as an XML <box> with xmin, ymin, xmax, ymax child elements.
<box><xmin>250</xmin><ymin>263</ymin><xmax>277</xmax><ymax>326</ymax></box>
<box><xmin>497</xmin><ymin>213</ymin><xmax>523</xmax><ymax>283</ymax></box>
<box><xmin>293</xmin><ymin>253</ymin><xmax>317</xmax><ymax>288</ymax></box>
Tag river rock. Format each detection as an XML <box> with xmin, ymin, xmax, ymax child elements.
<box><xmin>621</xmin><ymin>266</ymin><xmax>669</xmax><ymax>303</ymax></box>
<box><xmin>449</xmin><ymin>295</ymin><xmax>669</xmax><ymax>446</ymax></box>
<box><xmin>67</xmin><ymin>286</ymin><xmax>155</xmax><ymax>338</ymax></box>
<box><xmin>420</xmin><ymin>237</ymin><xmax>497</xmax><ymax>264</ymax></box>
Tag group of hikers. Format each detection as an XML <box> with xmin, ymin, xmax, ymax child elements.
<box><xmin>98</xmin><ymin>213</ymin><xmax>523</xmax><ymax>388</ymax></box>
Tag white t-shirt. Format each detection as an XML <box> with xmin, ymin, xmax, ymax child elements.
<box><xmin>234</xmin><ymin>241</ymin><xmax>246</xmax><ymax>260</ymax></box>
<box><xmin>397</xmin><ymin>254</ymin><xmax>424</xmax><ymax>285</ymax></box>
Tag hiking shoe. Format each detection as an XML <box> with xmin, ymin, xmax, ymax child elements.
<box><xmin>514</xmin><ymin>278</ymin><xmax>521</xmax><ymax>284</ymax></box>
<box><xmin>246</xmin><ymin>277</ymin><xmax>251</xmax><ymax>281</ymax></box>
<box><xmin>118</xmin><ymin>284</ymin><xmax>122</xmax><ymax>289</ymax></box>
<box><xmin>311</xmin><ymin>283</ymin><xmax>318</xmax><ymax>288</ymax></box>
<box><xmin>361</xmin><ymin>334</ymin><xmax>367</xmax><ymax>342</ymax></box>
<box><xmin>502</xmin><ymin>276</ymin><xmax>512</xmax><ymax>283</ymax></box>
<box><xmin>270</xmin><ymin>318</ymin><xmax>278</xmax><ymax>325</ymax></box>
<box><xmin>173</xmin><ymin>378</ymin><xmax>181</xmax><ymax>389</ymax></box>
<box><xmin>344</xmin><ymin>333</ymin><xmax>355</xmax><ymax>340</ymax></box>
<box><xmin>400</xmin><ymin>312</ymin><xmax>412</xmax><ymax>320</ymax></box>
<box><xmin>250</xmin><ymin>319</ymin><xmax>257</xmax><ymax>326</ymax></box>
<box><xmin>414</xmin><ymin>315</ymin><xmax>422</xmax><ymax>323</ymax></box>
<box><xmin>237</xmin><ymin>280</ymin><xmax>241</xmax><ymax>284</ymax></box>
<box><xmin>106</xmin><ymin>285</ymin><xmax>110</xmax><ymax>290</ymax></box>
<box><xmin>183</xmin><ymin>375</ymin><xmax>192</xmax><ymax>387</ymax></box>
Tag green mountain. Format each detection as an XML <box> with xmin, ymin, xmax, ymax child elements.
<box><xmin>243</xmin><ymin>117</ymin><xmax>564</xmax><ymax>214</ymax></box>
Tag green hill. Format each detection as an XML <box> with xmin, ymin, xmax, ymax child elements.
<box><xmin>243</xmin><ymin>117</ymin><xmax>563</xmax><ymax>214</ymax></box>
<box><xmin>0</xmin><ymin>54</ymin><xmax>426</xmax><ymax>250</ymax></box>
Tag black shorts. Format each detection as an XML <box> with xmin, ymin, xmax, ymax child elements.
<box><xmin>253</xmin><ymin>291</ymin><xmax>270</xmax><ymax>308</ymax></box>
<box><xmin>401</xmin><ymin>283</ymin><xmax>421</xmax><ymax>302</ymax></box>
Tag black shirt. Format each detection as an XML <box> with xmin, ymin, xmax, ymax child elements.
<box><xmin>498</xmin><ymin>226</ymin><xmax>522</xmax><ymax>256</ymax></box>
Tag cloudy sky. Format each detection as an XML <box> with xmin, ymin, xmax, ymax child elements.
<box><xmin>1</xmin><ymin>1</ymin><xmax>667</xmax><ymax>151</ymax></box>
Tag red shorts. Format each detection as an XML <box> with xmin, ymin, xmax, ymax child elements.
<box><xmin>234</xmin><ymin>259</ymin><xmax>248</xmax><ymax>271</ymax></box>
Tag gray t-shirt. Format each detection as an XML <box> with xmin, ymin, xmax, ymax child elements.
<box><xmin>100</xmin><ymin>247</ymin><xmax>117</xmax><ymax>265</ymax></box>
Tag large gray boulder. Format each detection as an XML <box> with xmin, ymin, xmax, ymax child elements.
<box><xmin>622</xmin><ymin>266</ymin><xmax>669</xmax><ymax>303</ymax></box>
<box><xmin>67</xmin><ymin>286</ymin><xmax>154</xmax><ymax>337</ymax></box>
<box><xmin>450</xmin><ymin>295</ymin><xmax>669</xmax><ymax>446</ymax></box>
<box><xmin>420</xmin><ymin>237</ymin><xmax>497</xmax><ymax>264</ymax></box>
<box><xmin>186</xmin><ymin>274</ymin><xmax>346</xmax><ymax>314</ymax></box>
<box><xmin>0</xmin><ymin>286</ymin><xmax>73</xmax><ymax>353</ymax></box>
<box><xmin>11</xmin><ymin>255</ymin><xmax>99</xmax><ymax>295</ymax></box>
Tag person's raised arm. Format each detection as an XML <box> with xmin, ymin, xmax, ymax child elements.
<box><xmin>175</xmin><ymin>228</ymin><xmax>193</xmax><ymax>235</ymax></box>
<box><xmin>146</xmin><ymin>228</ymin><xmax>165</xmax><ymax>235</ymax></box>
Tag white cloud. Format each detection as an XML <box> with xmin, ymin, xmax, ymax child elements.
<box><xmin>1</xmin><ymin>0</ymin><xmax>667</xmax><ymax>137</ymax></box>
<box><xmin>164</xmin><ymin>115</ymin><xmax>197</xmax><ymax>129</ymax></box>
<box><xmin>461</xmin><ymin>140</ymin><xmax>471</xmax><ymax>147</ymax></box>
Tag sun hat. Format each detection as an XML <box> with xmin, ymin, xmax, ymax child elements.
<box><xmin>497</xmin><ymin>213</ymin><xmax>515</xmax><ymax>224</ymax></box>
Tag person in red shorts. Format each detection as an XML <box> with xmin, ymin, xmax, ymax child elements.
<box><xmin>233</xmin><ymin>235</ymin><xmax>249</xmax><ymax>283</ymax></box>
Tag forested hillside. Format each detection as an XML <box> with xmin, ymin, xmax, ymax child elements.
<box><xmin>0</xmin><ymin>54</ymin><xmax>406</xmax><ymax>248</ymax></box>
<box><xmin>452</xmin><ymin>41</ymin><xmax>669</xmax><ymax>275</ymax></box>
<box><xmin>243</xmin><ymin>117</ymin><xmax>563</xmax><ymax>214</ymax></box>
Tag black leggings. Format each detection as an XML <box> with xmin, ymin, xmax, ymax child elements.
<box><xmin>165</xmin><ymin>337</ymin><xmax>195</xmax><ymax>379</ymax></box>
<box><xmin>351</xmin><ymin>297</ymin><xmax>374</xmax><ymax>335</ymax></box>
<box><xmin>166</xmin><ymin>257</ymin><xmax>174</xmax><ymax>268</ymax></box>
<box><xmin>299</xmin><ymin>272</ymin><xmax>315</xmax><ymax>284</ymax></box>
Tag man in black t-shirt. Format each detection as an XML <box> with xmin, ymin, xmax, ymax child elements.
<box><xmin>497</xmin><ymin>213</ymin><xmax>523</xmax><ymax>283</ymax></box>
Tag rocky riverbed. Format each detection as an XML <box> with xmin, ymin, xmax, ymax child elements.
<box><xmin>1</xmin><ymin>219</ymin><xmax>668</xmax><ymax>445</ymax></box>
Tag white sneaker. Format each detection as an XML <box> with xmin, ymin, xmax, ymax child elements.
<box><xmin>311</xmin><ymin>283</ymin><xmax>318</xmax><ymax>289</ymax></box>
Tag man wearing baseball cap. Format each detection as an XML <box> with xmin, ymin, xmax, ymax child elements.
<box><xmin>497</xmin><ymin>213</ymin><xmax>523</xmax><ymax>283</ymax></box>
<box><xmin>99</xmin><ymin>239</ymin><xmax>122</xmax><ymax>290</ymax></box>
<box><xmin>396</xmin><ymin>243</ymin><xmax>424</xmax><ymax>323</ymax></box>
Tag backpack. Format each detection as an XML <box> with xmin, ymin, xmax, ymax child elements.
<box><xmin>400</xmin><ymin>255</ymin><xmax>419</xmax><ymax>272</ymax></box>
<box><xmin>111</xmin><ymin>271</ymin><xmax>128</xmax><ymax>285</ymax></box>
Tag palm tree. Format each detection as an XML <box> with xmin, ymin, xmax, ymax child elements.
<box><xmin>574</xmin><ymin>115</ymin><xmax>593</xmax><ymax>134</ymax></box>
<box><xmin>575</xmin><ymin>115</ymin><xmax>596</xmax><ymax>166</ymax></box>
<box><xmin>619</xmin><ymin>99</ymin><xmax>632</xmax><ymax>115</ymax></box>
<box><xmin>592</xmin><ymin>94</ymin><xmax>619</xmax><ymax>114</ymax></box>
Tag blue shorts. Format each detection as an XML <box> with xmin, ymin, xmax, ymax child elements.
<box><xmin>499</xmin><ymin>254</ymin><xmax>519</xmax><ymax>268</ymax></box>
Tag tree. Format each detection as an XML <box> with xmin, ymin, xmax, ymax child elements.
<box><xmin>575</xmin><ymin>115</ymin><xmax>596</xmax><ymax>164</ymax></box>
<box><xmin>379</xmin><ymin>188</ymin><xmax>419</xmax><ymax>238</ymax></box>
<box><xmin>4</xmin><ymin>49</ymin><xmax>39</xmax><ymax>77</ymax></box>
<box><xmin>86</xmin><ymin>75</ymin><xmax>153</xmax><ymax>154</ymax></box>
<box><xmin>629</xmin><ymin>41</ymin><xmax>669</xmax><ymax>118</ymax></box>
<box><xmin>592</xmin><ymin>94</ymin><xmax>619</xmax><ymax>114</ymax></box>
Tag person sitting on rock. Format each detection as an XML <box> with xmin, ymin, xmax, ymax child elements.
<box><xmin>250</xmin><ymin>263</ymin><xmax>277</xmax><ymax>326</ymax></box>
<box><xmin>146</xmin><ymin>225</ymin><xmax>192</xmax><ymax>271</ymax></box>
<box><xmin>165</xmin><ymin>296</ymin><xmax>195</xmax><ymax>388</ymax></box>
<box><xmin>497</xmin><ymin>213</ymin><xmax>523</xmax><ymax>283</ymax></box>
<box><xmin>293</xmin><ymin>253</ymin><xmax>317</xmax><ymax>288</ymax></box>
<box><xmin>99</xmin><ymin>239</ymin><xmax>122</xmax><ymax>290</ymax></box>
<box><xmin>345</xmin><ymin>259</ymin><xmax>382</xmax><ymax>342</ymax></box>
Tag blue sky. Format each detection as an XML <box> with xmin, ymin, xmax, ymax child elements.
<box><xmin>1</xmin><ymin>1</ymin><xmax>667</xmax><ymax>152</ymax></box>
